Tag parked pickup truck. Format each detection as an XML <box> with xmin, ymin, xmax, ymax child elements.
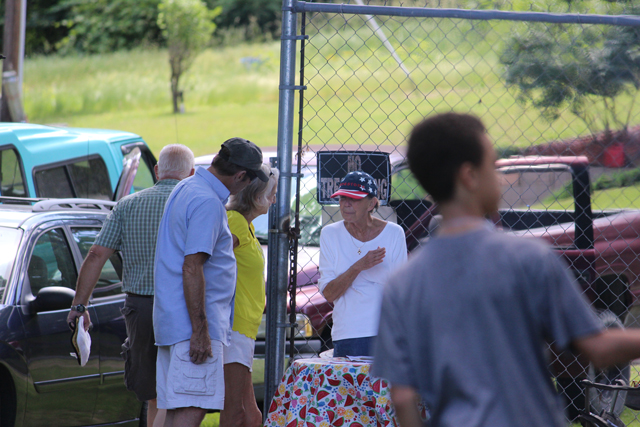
<box><xmin>293</xmin><ymin>155</ymin><xmax>638</xmax><ymax>417</ymax></box>
<box><xmin>0</xmin><ymin>123</ymin><xmax>158</xmax><ymax>201</ymax></box>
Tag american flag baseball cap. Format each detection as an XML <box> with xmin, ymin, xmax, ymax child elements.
<box><xmin>330</xmin><ymin>171</ymin><xmax>378</xmax><ymax>199</ymax></box>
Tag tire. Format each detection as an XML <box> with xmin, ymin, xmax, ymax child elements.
<box><xmin>587</xmin><ymin>310</ymin><xmax>630</xmax><ymax>417</ymax></box>
<box><xmin>138</xmin><ymin>401</ymin><xmax>148</xmax><ymax>427</ymax></box>
<box><xmin>0</xmin><ymin>368</ymin><xmax>16</xmax><ymax>427</ymax></box>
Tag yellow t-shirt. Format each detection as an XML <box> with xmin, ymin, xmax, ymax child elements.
<box><xmin>227</xmin><ymin>210</ymin><xmax>265</xmax><ymax>339</ymax></box>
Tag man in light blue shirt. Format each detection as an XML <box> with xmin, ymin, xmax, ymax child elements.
<box><xmin>154</xmin><ymin>137</ymin><xmax>268</xmax><ymax>427</ymax></box>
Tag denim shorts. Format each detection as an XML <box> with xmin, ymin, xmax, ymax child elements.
<box><xmin>156</xmin><ymin>340</ymin><xmax>225</xmax><ymax>410</ymax></box>
<box><xmin>332</xmin><ymin>336</ymin><xmax>375</xmax><ymax>357</ymax></box>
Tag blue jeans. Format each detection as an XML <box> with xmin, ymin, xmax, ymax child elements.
<box><xmin>333</xmin><ymin>336</ymin><xmax>375</xmax><ymax>357</ymax></box>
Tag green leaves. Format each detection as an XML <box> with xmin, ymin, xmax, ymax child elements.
<box><xmin>157</xmin><ymin>0</ymin><xmax>219</xmax><ymax>112</ymax></box>
<box><xmin>57</xmin><ymin>0</ymin><xmax>164</xmax><ymax>54</ymax></box>
<box><xmin>501</xmin><ymin>19</ymin><xmax>640</xmax><ymax>131</ymax></box>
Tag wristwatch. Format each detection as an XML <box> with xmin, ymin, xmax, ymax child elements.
<box><xmin>70</xmin><ymin>304</ymin><xmax>86</xmax><ymax>313</ymax></box>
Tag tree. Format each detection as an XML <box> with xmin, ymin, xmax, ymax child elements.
<box><xmin>58</xmin><ymin>0</ymin><xmax>164</xmax><ymax>54</ymax></box>
<box><xmin>501</xmin><ymin>6</ymin><xmax>640</xmax><ymax>137</ymax></box>
<box><xmin>157</xmin><ymin>0</ymin><xmax>219</xmax><ymax>113</ymax></box>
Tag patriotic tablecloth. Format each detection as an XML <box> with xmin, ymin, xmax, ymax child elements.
<box><xmin>264</xmin><ymin>358</ymin><xmax>428</xmax><ymax>427</ymax></box>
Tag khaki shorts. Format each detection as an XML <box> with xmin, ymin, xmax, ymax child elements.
<box><xmin>222</xmin><ymin>330</ymin><xmax>255</xmax><ymax>371</ymax></box>
<box><xmin>156</xmin><ymin>340</ymin><xmax>225</xmax><ymax>410</ymax></box>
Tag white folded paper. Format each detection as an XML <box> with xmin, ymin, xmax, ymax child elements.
<box><xmin>71</xmin><ymin>316</ymin><xmax>91</xmax><ymax>367</ymax></box>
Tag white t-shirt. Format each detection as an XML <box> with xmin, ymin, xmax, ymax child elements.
<box><xmin>318</xmin><ymin>220</ymin><xmax>408</xmax><ymax>341</ymax></box>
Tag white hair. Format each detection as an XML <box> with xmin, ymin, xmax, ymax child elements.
<box><xmin>157</xmin><ymin>144</ymin><xmax>194</xmax><ymax>180</ymax></box>
<box><xmin>227</xmin><ymin>164</ymin><xmax>279</xmax><ymax>215</ymax></box>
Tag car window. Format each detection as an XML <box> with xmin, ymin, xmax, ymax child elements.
<box><xmin>390</xmin><ymin>168</ymin><xmax>428</xmax><ymax>202</ymax></box>
<box><xmin>501</xmin><ymin>169</ymin><xmax>573</xmax><ymax>211</ymax></box>
<box><xmin>35</xmin><ymin>157</ymin><xmax>112</xmax><ymax>200</ymax></box>
<box><xmin>27</xmin><ymin>228</ymin><xmax>77</xmax><ymax>296</ymax></box>
<box><xmin>389</xmin><ymin>167</ymin><xmax>434</xmax><ymax>232</ymax></box>
<box><xmin>132</xmin><ymin>158</ymin><xmax>155</xmax><ymax>193</ymax></box>
<box><xmin>0</xmin><ymin>227</ymin><xmax>22</xmax><ymax>301</ymax></box>
<box><xmin>0</xmin><ymin>147</ymin><xmax>27</xmax><ymax>197</ymax></box>
<box><xmin>71</xmin><ymin>227</ymin><xmax>123</xmax><ymax>298</ymax></box>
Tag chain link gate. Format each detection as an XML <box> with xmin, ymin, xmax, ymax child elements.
<box><xmin>266</xmin><ymin>1</ymin><xmax>640</xmax><ymax>424</ymax></box>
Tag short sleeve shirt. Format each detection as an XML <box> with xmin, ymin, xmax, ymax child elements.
<box><xmin>372</xmin><ymin>227</ymin><xmax>603</xmax><ymax>427</ymax></box>
<box><xmin>227</xmin><ymin>210</ymin><xmax>265</xmax><ymax>339</ymax></box>
<box><xmin>154</xmin><ymin>167</ymin><xmax>236</xmax><ymax>346</ymax></box>
<box><xmin>95</xmin><ymin>179</ymin><xmax>179</xmax><ymax>295</ymax></box>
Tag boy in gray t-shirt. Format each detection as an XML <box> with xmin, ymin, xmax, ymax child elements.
<box><xmin>373</xmin><ymin>112</ymin><xmax>640</xmax><ymax>427</ymax></box>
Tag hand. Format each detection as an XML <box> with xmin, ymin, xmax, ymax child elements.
<box><xmin>189</xmin><ymin>329</ymin><xmax>212</xmax><ymax>364</ymax></box>
<box><xmin>67</xmin><ymin>310</ymin><xmax>91</xmax><ymax>332</ymax></box>
<box><xmin>354</xmin><ymin>247</ymin><xmax>386</xmax><ymax>272</ymax></box>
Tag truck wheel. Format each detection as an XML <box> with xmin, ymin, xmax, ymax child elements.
<box><xmin>0</xmin><ymin>368</ymin><xmax>16</xmax><ymax>427</ymax></box>
<box><xmin>587</xmin><ymin>310</ymin><xmax>630</xmax><ymax>417</ymax></box>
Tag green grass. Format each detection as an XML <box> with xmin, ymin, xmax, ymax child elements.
<box><xmin>46</xmin><ymin>103</ymin><xmax>279</xmax><ymax>157</ymax></box>
<box><xmin>537</xmin><ymin>184</ymin><xmax>640</xmax><ymax>211</ymax></box>
<box><xmin>23</xmin><ymin>17</ymin><xmax>640</xmax><ymax>159</ymax></box>
<box><xmin>201</xmin><ymin>412</ymin><xmax>220</xmax><ymax>427</ymax></box>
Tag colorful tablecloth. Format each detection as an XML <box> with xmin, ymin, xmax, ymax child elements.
<box><xmin>264</xmin><ymin>358</ymin><xmax>427</xmax><ymax>427</ymax></box>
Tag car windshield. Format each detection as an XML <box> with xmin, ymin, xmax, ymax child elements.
<box><xmin>253</xmin><ymin>167</ymin><xmax>321</xmax><ymax>246</ymax></box>
<box><xmin>500</xmin><ymin>168</ymin><xmax>573</xmax><ymax>211</ymax></box>
<box><xmin>0</xmin><ymin>226</ymin><xmax>22</xmax><ymax>301</ymax></box>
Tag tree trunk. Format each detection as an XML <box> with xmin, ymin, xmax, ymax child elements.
<box><xmin>171</xmin><ymin>72</ymin><xmax>180</xmax><ymax>114</ymax></box>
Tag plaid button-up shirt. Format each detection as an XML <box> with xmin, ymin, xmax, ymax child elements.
<box><xmin>95</xmin><ymin>179</ymin><xmax>179</xmax><ymax>295</ymax></box>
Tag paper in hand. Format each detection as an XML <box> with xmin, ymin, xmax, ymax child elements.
<box><xmin>70</xmin><ymin>316</ymin><xmax>91</xmax><ymax>366</ymax></box>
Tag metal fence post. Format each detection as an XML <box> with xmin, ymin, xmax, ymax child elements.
<box><xmin>264</xmin><ymin>0</ymin><xmax>298</xmax><ymax>415</ymax></box>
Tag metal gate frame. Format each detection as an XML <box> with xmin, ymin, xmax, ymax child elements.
<box><xmin>265</xmin><ymin>0</ymin><xmax>640</xmax><ymax>413</ymax></box>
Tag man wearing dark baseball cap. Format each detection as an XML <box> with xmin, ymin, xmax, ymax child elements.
<box><xmin>153</xmin><ymin>136</ymin><xmax>268</xmax><ymax>426</ymax></box>
<box><xmin>217</xmin><ymin>137</ymin><xmax>269</xmax><ymax>182</ymax></box>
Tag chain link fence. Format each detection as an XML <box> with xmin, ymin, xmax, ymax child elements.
<box><xmin>267</xmin><ymin>1</ymin><xmax>640</xmax><ymax>424</ymax></box>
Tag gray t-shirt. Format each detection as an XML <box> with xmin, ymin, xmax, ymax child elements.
<box><xmin>372</xmin><ymin>227</ymin><xmax>603</xmax><ymax>427</ymax></box>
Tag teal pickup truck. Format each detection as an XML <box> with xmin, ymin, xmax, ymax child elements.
<box><xmin>0</xmin><ymin>123</ymin><xmax>157</xmax><ymax>201</ymax></box>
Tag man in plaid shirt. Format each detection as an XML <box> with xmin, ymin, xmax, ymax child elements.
<box><xmin>68</xmin><ymin>144</ymin><xmax>194</xmax><ymax>427</ymax></box>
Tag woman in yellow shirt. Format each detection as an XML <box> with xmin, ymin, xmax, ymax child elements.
<box><xmin>221</xmin><ymin>163</ymin><xmax>278</xmax><ymax>427</ymax></box>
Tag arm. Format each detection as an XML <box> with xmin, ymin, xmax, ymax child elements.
<box><xmin>232</xmin><ymin>234</ymin><xmax>240</xmax><ymax>249</ymax></box>
<box><xmin>390</xmin><ymin>385</ymin><xmax>424</xmax><ymax>427</ymax></box>
<box><xmin>321</xmin><ymin>247</ymin><xmax>386</xmax><ymax>303</ymax></box>
<box><xmin>573</xmin><ymin>328</ymin><xmax>640</xmax><ymax>370</ymax></box>
<box><xmin>67</xmin><ymin>244</ymin><xmax>115</xmax><ymax>331</ymax></box>
<box><xmin>183</xmin><ymin>252</ymin><xmax>212</xmax><ymax>364</ymax></box>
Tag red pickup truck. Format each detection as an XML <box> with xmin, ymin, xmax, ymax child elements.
<box><xmin>292</xmin><ymin>155</ymin><xmax>639</xmax><ymax>417</ymax></box>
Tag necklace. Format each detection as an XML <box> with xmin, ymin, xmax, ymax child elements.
<box><xmin>349</xmin><ymin>234</ymin><xmax>365</xmax><ymax>255</ymax></box>
<box><xmin>346</xmin><ymin>223</ymin><xmax>366</xmax><ymax>255</ymax></box>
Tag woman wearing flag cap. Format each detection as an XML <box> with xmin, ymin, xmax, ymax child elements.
<box><xmin>318</xmin><ymin>170</ymin><xmax>408</xmax><ymax>357</ymax></box>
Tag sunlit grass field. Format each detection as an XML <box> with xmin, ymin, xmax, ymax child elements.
<box><xmin>23</xmin><ymin>16</ymin><xmax>640</xmax><ymax>157</ymax></box>
<box><xmin>536</xmin><ymin>184</ymin><xmax>640</xmax><ymax>211</ymax></box>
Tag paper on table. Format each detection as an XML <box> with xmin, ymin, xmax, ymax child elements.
<box><xmin>70</xmin><ymin>316</ymin><xmax>91</xmax><ymax>367</ymax></box>
<box><xmin>346</xmin><ymin>355</ymin><xmax>373</xmax><ymax>362</ymax></box>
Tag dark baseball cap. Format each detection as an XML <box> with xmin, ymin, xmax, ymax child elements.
<box><xmin>219</xmin><ymin>137</ymin><xmax>269</xmax><ymax>182</ymax></box>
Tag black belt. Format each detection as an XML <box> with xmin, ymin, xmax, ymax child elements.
<box><xmin>125</xmin><ymin>292</ymin><xmax>153</xmax><ymax>298</ymax></box>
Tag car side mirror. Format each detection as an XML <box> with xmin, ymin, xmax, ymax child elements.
<box><xmin>29</xmin><ymin>286</ymin><xmax>75</xmax><ymax>314</ymax></box>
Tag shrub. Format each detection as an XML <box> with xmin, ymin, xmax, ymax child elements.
<box><xmin>57</xmin><ymin>0</ymin><xmax>164</xmax><ymax>54</ymax></box>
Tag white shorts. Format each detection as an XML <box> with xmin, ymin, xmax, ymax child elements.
<box><xmin>156</xmin><ymin>340</ymin><xmax>225</xmax><ymax>410</ymax></box>
<box><xmin>222</xmin><ymin>330</ymin><xmax>255</xmax><ymax>371</ymax></box>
